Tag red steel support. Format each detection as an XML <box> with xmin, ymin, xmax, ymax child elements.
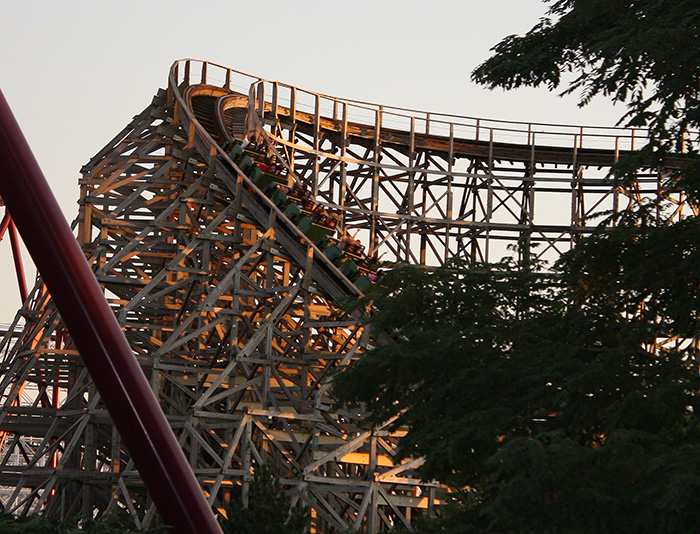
<box><xmin>8</xmin><ymin>218</ymin><xmax>28</xmax><ymax>303</ymax></box>
<box><xmin>0</xmin><ymin>212</ymin><xmax>28</xmax><ymax>303</ymax></box>
<box><xmin>0</xmin><ymin>212</ymin><xmax>10</xmax><ymax>237</ymax></box>
<box><xmin>0</xmin><ymin>88</ymin><xmax>223</xmax><ymax>534</ymax></box>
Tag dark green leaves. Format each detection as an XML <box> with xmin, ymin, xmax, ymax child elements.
<box><xmin>473</xmin><ymin>0</ymin><xmax>700</xmax><ymax>202</ymax></box>
<box><xmin>333</xmin><ymin>3</ymin><xmax>700</xmax><ymax>531</ymax></box>
<box><xmin>0</xmin><ymin>512</ymin><xmax>167</xmax><ymax>534</ymax></box>
<box><xmin>219</xmin><ymin>464</ymin><xmax>308</xmax><ymax>534</ymax></box>
<box><xmin>333</xmin><ymin>245</ymin><xmax>700</xmax><ymax>531</ymax></box>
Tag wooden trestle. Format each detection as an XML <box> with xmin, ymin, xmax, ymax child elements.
<box><xmin>0</xmin><ymin>59</ymin><xmax>690</xmax><ymax>532</ymax></box>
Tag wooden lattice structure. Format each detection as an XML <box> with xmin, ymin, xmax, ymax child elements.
<box><xmin>0</xmin><ymin>59</ymin><xmax>689</xmax><ymax>532</ymax></box>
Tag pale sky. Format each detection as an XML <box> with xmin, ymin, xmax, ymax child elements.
<box><xmin>0</xmin><ymin>0</ymin><xmax>623</xmax><ymax>323</ymax></box>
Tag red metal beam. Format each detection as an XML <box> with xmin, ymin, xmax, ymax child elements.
<box><xmin>0</xmin><ymin>212</ymin><xmax>10</xmax><ymax>238</ymax></box>
<box><xmin>0</xmin><ymin>88</ymin><xmax>223</xmax><ymax>534</ymax></box>
<box><xmin>8</xmin><ymin>218</ymin><xmax>28</xmax><ymax>303</ymax></box>
<box><xmin>1</xmin><ymin>212</ymin><xmax>29</xmax><ymax>304</ymax></box>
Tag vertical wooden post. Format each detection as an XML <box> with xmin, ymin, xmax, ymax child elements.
<box><xmin>486</xmin><ymin>128</ymin><xmax>494</xmax><ymax>262</ymax></box>
<box><xmin>613</xmin><ymin>137</ymin><xmax>620</xmax><ymax>225</ymax></box>
<box><xmin>446</xmin><ymin>123</ymin><xmax>454</xmax><ymax>262</ymax></box>
<box><xmin>313</xmin><ymin>95</ymin><xmax>321</xmax><ymax>197</ymax></box>
<box><xmin>289</xmin><ymin>87</ymin><xmax>297</xmax><ymax>175</ymax></box>
<box><xmin>340</xmin><ymin>102</ymin><xmax>348</xmax><ymax>235</ymax></box>
<box><xmin>371</xmin><ymin>108</ymin><xmax>382</xmax><ymax>256</ymax></box>
<box><xmin>407</xmin><ymin>117</ymin><xmax>416</xmax><ymax>262</ymax></box>
<box><xmin>272</xmin><ymin>82</ymin><xmax>278</xmax><ymax>118</ymax></box>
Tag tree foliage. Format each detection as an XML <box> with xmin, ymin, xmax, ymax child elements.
<box><xmin>0</xmin><ymin>512</ymin><xmax>167</xmax><ymax>534</ymax></box>
<box><xmin>219</xmin><ymin>464</ymin><xmax>308</xmax><ymax>534</ymax></box>
<box><xmin>334</xmin><ymin>5</ymin><xmax>700</xmax><ymax>532</ymax></box>
<box><xmin>472</xmin><ymin>0</ymin><xmax>700</xmax><ymax>198</ymax></box>
<box><xmin>334</xmin><ymin>240</ymin><xmax>700</xmax><ymax>532</ymax></box>
<box><xmin>0</xmin><ymin>466</ymin><xmax>310</xmax><ymax>534</ymax></box>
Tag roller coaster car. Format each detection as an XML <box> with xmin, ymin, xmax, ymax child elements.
<box><xmin>227</xmin><ymin>141</ymin><xmax>243</xmax><ymax>160</ymax></box>
<box><xmin>257</xmin><ymin>168</ymin><xmax>288</xmax><ymax>189</ymax></box>
<box><xmin>274</xmin><ymin>200</ymin><xmax>313</xmax><ymax>235</ymax></box>
<box><xmin>304</xmin><ymin>221</ymin><xmax>335</xmax><ymax>242</ymax></box>
<box><xmin>248</xmin><ymin>165</ymin><xmax>263</xmax><ymax>183</ymax></box>
<box><xmin>354</xmin><ymin>275</ymin><xmax>372</xmax><ymax>292</ymax></box>
<box><xmin>224</xmin><ymin>142</ymin><xmax>255</xmax><ymax>174</ymax></box>
<box><xmin>223</xmin><ymin>138</ymin><xmax>375</xmax><ymax>292</ymax></box>
<box><xmin>338</xmin><ymin>257</ymin><xmax>358</xmax><ymax>277</ymax></box>
<box><xmin>284</xmin><ymin>202</ymin><xmax>301</xmax><ymax>220</ymax></box>
<box><xmin>247</xmin><ymin>165</ymin><xmax>279</xmax><ymax>190</ymax></box>
<box><xmin>242</xmin><ymin>140</ymin><xmax>266</xmax><ymax>157</ymax></box>
<box><xmin>324</xmin><ymin>243</ymin><xmax>343</xmax><ymax>262</ymax></box>
<box><xmin>296</xmin><ymin>206</ymin><xmax>335</xmax><ymax>242</ymax></box>
<box><xmin>270</xmin><ymin>187</ymin><xmax>288</xmax><ymax>208</ymax></box>
<box><xmin>321</xmin><ymin>243</ymin><xmax>372</xmax><ymax>291</ymax></box>
<box><xmin>296</xmin><ymin>216</ymin><xmax>312</xmax><ymax>234</ymax></box>
<box><xmin>237</xmin><ymin>154</ymin><xmax>254</xmax><ymax>173</ymax></box>
<box><xmin>314</xmin><ymin>234</ymin><xmax>331</xmax><ymax>249</ymax></box>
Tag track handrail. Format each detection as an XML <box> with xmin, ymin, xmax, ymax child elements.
<box><xmin>170</xmin><ymin>58</ymin><xmax>652</xmax><ymax>154</ymax></box>
<box><xmin>169</xmin><ymin>59</ymin><xmax>694</xmax><ymax>270</ymax></box>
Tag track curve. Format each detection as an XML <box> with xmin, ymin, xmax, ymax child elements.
<box><xmin>172</xmin><ymin>59</ymin><xmax>689</xmax><ymax>271</ymax></box>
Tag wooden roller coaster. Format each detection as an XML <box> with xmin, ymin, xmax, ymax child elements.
<box><xmin>0</xmin><ymin>59</ymin><xmax>689</xmax><ymax>532</ymax></box>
